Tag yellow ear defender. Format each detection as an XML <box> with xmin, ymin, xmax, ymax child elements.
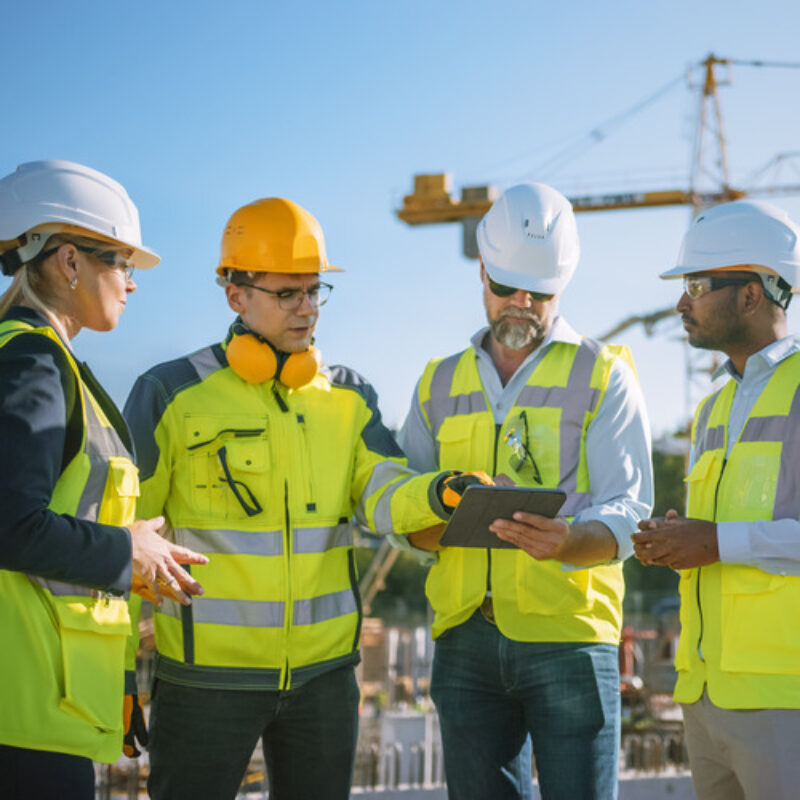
<box><xmin>226</xmin><ymin>326</ymin><xmax>321</xmax><ymax>388</ymax></box>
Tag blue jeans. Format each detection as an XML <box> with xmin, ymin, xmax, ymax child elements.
<box><xmin>148</xmin><ymin>665</ymin><xmax>360</xmax><ymax>800</ymax></box>
<box><xmin>431</xmin><ymin>612</ymin><xmax>620</xmax><ymax>800</ymax></box>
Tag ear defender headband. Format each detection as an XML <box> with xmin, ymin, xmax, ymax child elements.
<box><xmin>226</xmin><ymin>323</ymin><xmax>321</xmax><ymax>388</ymax></box>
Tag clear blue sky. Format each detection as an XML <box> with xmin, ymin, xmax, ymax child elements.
<box><xmin>3</xmin><ymin>0</ymin><xmax>800</xmax><ymax>437</ymax></box>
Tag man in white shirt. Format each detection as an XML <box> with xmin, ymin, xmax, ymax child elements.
<box><xmin>397</xmin><ymin>182</ymin><xmax>652</xmax><ymax>800</ymax></box>
<box><xmin>634</xmin><ymin>199</ymin><xmax>800</xmax><ymax>800</ymax></box>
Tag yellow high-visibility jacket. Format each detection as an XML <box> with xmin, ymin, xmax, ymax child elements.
<box><xmin>0</xmin><ymin>320</ymin><xmax>137</xmax><ymax>763</ymax></box>
<box><xmin>675</xmin><ymin>351</ymin><xmax>800</xmax><ymax>709</ymax></box>
<box><xmin>417</xmin><ymin>338</ymin><xmax>633</xmax><ymax>643</ymax></box>
<box><xmin>124</xmin><ymin>337</ymin><xmax>448</xmax><ymax>691</ymax></box>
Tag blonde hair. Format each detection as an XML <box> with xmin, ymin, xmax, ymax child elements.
<box><xmin>0</xmin><ymin>232</ymin><xmax>108</xmax><ymax>322</ymax></box>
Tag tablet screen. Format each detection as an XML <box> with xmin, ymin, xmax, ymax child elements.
<box><xmin>439</xmin><ymin>485</ymin><xmax>567</xmax><ymax>549</ymax></box>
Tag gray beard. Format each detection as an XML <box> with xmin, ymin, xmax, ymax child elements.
<box><xmin>490</xmin><ymin>311</ymin><xmax>545</xmax><ymax>349</ymax></box>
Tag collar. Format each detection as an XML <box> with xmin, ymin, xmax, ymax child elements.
<box><xmin>713</xmin><ymin>334</ymin><xmax>800</xmax><ymax>382</ymax></box>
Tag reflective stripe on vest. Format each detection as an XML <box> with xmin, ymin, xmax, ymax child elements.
<box><xmin>675</xmin><ymin>353</ymin><xmax>800</xmax><ymax>708</ymax></box>
<box><xmin>421</xmin><ymin>338</ymin><xmax>628</xmax><ymax>643</ymax></box>
<box><xmin>175</xmin><ymin>522</ymin><xmax>352</xmax><ymax>557</ymax></box>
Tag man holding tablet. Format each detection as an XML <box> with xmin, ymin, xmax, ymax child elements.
<box><xmin>395</xmin><ymin>182</ymin><xmax>652</xmax><ymax>799</ymax></box>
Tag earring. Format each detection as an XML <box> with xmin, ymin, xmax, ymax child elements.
<box><xmin>69</xmin><ymin>277</ymin><xmax>78</xmax><ymax>290</ymax></box>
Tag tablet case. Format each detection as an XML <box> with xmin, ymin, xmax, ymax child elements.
<box><xmin>439</xmin><ymin>485</ymin><xmax>567</xmax><ymax>549</ymax></box>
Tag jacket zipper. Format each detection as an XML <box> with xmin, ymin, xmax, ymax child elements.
<box><xmin>282</xmin><ymin>479</ymin><xmax>292</xmax><ymax>690</ymax></box>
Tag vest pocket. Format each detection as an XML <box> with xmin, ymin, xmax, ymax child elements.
<box><xmin>720</xmin><ymin>565</ymin><xmax>800</xmax><ymax>674</ymax></box>
<box><xmin>97</xmin><ymin>457</ymin><xmax>140</xmax><ymax>526</ymax></box>
<box><xmin>53</xmin><ymin>598</ymin><xmax>130</xmax><ymax>732</ymax></box>
<box><xmin>185</xmin><ymin>417</ymin><xmax>269</xmax><ymax>519</ymax></box>
<box><xmin>515</xmin><ymin>556</ymin><xmax>593</xmax><ymax>615</ymax></box>
<box><xmin>436</xmin><ymin>416</ymin><xmax>493</xmax><ymax>472</ymax></box>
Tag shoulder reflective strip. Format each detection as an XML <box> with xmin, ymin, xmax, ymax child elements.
<box><xmin>423</xmin><ymin>353</ymin><xmax>487</xmax><ymax>440</ymax></box>
<box><xmin>558</xmin><ymin>340</ymin><xmax>609</xmax><ymax>500</ymax></box>
<box><xmin>357</xmin><ymin>461</ymin><xmax>414</xmax><ymax>531</ymax></box>
<box><xmin>176</xmin><ymin>527</ymin><xmax>283</xmax><ymax>557</ymax></box>
<box><xmin>159</xmin><ymin>597</ymin><xmax>285</xmax><ymax>628</ymax></box>
<box><xmin>292</xmin><ymin>523</ymin><xmax>352</xmax><ymax>554</ymax></box>
<box><xmin>293</xmin><ymin>588</ymin><xmax>358</xmax><ymax>626</ymax></box>
<box><xmin>28</xmin><ymin>575</ymin><xmax>94</xmax><ymax>598</ymax></box>
<box><xmin>738</xmin><ymin>383</ymin><xmax>800</xmax><ymax>519</ymax></box>
<box><xmin>516</xmin><ymin>340</ymin><xmax>603</xmax><ymax>501</ymax></box>
<box><xmin>188</xmin><ymin>347</ymin><xmax>224</xmax><ymax>381</ymax></box>
<box><xmin>75</xmin><ymin>384</ymin><xmax>130</xmax><ymax>521</ymax></box>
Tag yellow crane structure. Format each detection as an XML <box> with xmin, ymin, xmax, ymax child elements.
<box><xmin>393</xmin><ymin>52</ymin><xmax>800</xmax><ymax>429</ymax></box>
<box><xmin>396</xmin><ymin>54</ymin><xmax>800</xmax><ymax>256</ymax></box>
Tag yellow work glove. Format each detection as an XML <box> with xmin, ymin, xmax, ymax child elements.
<box><xmin>123</xmin><ymin>693</ymin><xmax>149</xmax><ymax>758</ymax></box>
<box><xmin>437</xmin><ymin>471</ymin><xmax>494</xmax><ymax>512</ymax></box>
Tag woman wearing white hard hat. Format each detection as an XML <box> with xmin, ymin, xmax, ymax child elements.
<box><xmin>0</xmin><ymin>161</ymin><xmax>208</xmax><ymax>799</ymax></box>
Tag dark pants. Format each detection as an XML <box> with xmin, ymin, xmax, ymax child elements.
<box><xmin>0</xmin><ymin>744</ymin><xmax>94</xmax><ymax>800</ymax></box>
<box><xmin>431</xmin><ymin>612</ymin><xmax>620</xmax><ymax>800</ymax></box>
<box><xmin>148</xmin><ymin>665</ymin><xmax>360</xmax><ymax>800</ymax></box>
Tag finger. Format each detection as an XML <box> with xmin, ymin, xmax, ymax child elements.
<box><xmin>493</xmin><ymin>473</ymin><xmax>517</xmax><ymax>487</ymax></box>
<box><xmin>163</xmin><ymin>563</ymin><xmax>205</xmax><ymax>597</ymax></box>
<box><xmin>637</xmin><ymin>519</ymin><xmax>660</xmax><ymax>531</ymax></box>
<box><xmin>511</xmin><ymin>511</ymin><xmax>552</xmax><ymax>525</ymax></box>
<box><xmin>665</xmin><ymin>509</ymin><xmax>680</xmax><ymax>520</ymax></box>
<box><xmin>130</xmin><ymin>577</ymin><xmax>160</xmax><ymax>606</ymax></box>
<box><xmin>157</xmin><ymin>574</ymin><xmax>191</xmax><ymax>606</ymax></box>
<box><xmin>168</xmin><ymin>545</ymin><xmax>210</xmax><ymax>565</ymax></box>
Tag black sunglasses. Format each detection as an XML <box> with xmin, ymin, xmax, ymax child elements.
<box><xmin>488</xmin><ymin>277</ymin><xmax>553</xmax><ymax>303</ymax></box>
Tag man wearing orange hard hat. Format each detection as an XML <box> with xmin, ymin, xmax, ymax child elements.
<box><xmin>123</xmin><ymin>197</ymin><xmax>466</xmax><ymax>800</ymax></box>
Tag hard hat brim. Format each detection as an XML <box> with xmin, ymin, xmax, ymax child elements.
<box><xmin>484</xmin><ymin>261</ymin><xmax>570</xmax><ymax>295</ymax></box>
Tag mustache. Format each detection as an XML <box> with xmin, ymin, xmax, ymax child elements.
<box><xmin>497</xmin><ymin>307</ymin><xmax>539</xmax><ymax>322</ymax></box>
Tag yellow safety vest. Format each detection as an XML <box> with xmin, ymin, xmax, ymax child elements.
<box><xmin>675</xmin><ymin>351</ymin><xmax>800</xmax><ymax>709</ymax></box>
<box><xmin>420</xmin><ymin>338</ymin><xmax>631</xmax><ymax>642</ymax></box>
<box><xmin>0</xmin><ymin>321</ymin><xmax>138</xmax><ymax>762</ymax></box>
<box><xmin>126</xmin><ymin>343</ymin><xmax>447</xmax><ymax>691</ymax></box>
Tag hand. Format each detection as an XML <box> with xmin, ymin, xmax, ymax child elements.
<box><xmin>437</xmin><ymin>471</ymin><xmax>494</xmax><ymax>511</ymax></box>
<box><xmin>129</xmin><ymin>517</ymin><xmax>209</xmax><ymax>606</ymax></box>
<box><xmin>631</xmin><ymin>512</ymin><xmax>719</xmax><ymax>569</ymax></box>
<box><xmin>408</xmin><ymin>523</ymin><xmax>446</xmax><ymax>552</ymax></box>
<box><xmin>123</xmin><ymin>693</ymin><xmax>148</xmax><ymax>758</ymax></box>
<box><xmin>490</xmin><ymin>512</ymin><xmax>570</xmax><ymax>560</ymax></box>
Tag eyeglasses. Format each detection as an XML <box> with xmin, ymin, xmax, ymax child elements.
<box><xmin>503</xmin><ymin>410</ymin><xmax>543</xmax><ymax>484</ymax></box>
<box><xmin>39</xmin><ymin>243</ymin><xmax>135</xmax><ymax>281</ymax></box>
<box><xmin>237</xmin><ymin>281</ymin><xmax>333</xmax><ymax>310</ymax></box>
<box><xmin>683</xmin><ymin>275</ymin><xmax>756</xmax><ymax>300</ymax></box>
<box><xmin>489</xmin><ymin>277</ymin><xmax>553</xmax><ymax>303</ymax></box>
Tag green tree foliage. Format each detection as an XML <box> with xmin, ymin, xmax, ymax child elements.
<box><xmin>622</xmin><ymin>448</ymin><xmax>686</xmax><ymax>608</ymax></box>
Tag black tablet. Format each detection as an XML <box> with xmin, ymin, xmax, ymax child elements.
<box><xmin>439</xmin><ymin>485</ymin><xmax>567</xmax><ymax>549</ymax></box>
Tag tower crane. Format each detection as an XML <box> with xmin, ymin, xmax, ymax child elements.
<box><xmin>395</xmin><ymin>53</ymin><xmax>800</xmax><ymax>423</ymax></box>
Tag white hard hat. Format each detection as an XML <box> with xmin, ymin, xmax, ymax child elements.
<box><xmin>661</xmin><ymin>199</ymin><xmax>800</xmax><ymax>299</ymax></box>
<box><xmin>476</xmin><ymin>182</ymin><xmax>580</xmax><ymax>295</ymax></box>
<box><xmin>0</xmin><ymin>160</ymin><xmax>160</xmax><ymax>275</ymax></box>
